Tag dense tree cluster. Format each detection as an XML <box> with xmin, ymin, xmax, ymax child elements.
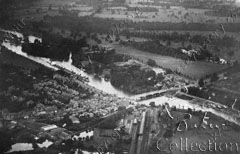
<box><xmin>0</xmin><ymin>131</ymin><xmax>13</xmax><ymax>153</ymax></box>
<box><xmin>0</xmin><ymin>0</ymin><xmax>40</xmax><ymax>25</ymax></box>
<box><xmin>22</xmin><ymin>32</ymin><xmax>88</xmax><ymax>61</ymax></box>
<box><xmin>97</xmin><ymin>108</ymin><xmax>133</xmax><ymax>129</ymax></box>
<box><xmin>147</xmin><ymin>58</ymin><xmax>157</xmax><ymax>67</ymax></box>
<box><xmin>110</xmin><ymin>63</ymin><xmax>162</xmax><ymax>94</ymax></box>
<box><xmin>0</xmin><ymin>63</ymin><xmax>51</xmax><ymax>112</ymax></box>
<box><xmin>127</xmin><ymin>6</ymin><xmax>158</xmax><ymax>12</ymax></box>
<box><xmin>36</xmin><ymin>16</ymin><xmax>240</xmax><ymax>39</ymax></box>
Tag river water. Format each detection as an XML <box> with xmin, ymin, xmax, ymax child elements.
<box><xmin>51</xmin><ymin>52</ymin><xmax>132</xmax><ymax>97</ymax></box>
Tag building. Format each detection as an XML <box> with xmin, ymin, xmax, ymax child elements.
<box><xmin>41</xmin><ymin>124</ymin><xmax>58</xmax><ymax>131</ymax></box>
<box><xmin>93</xmin><ymin>128</ymin><xmax>120</xmax><ymax>139</ymax></box>
<box><xmin>125</xmin><ymin>0</ymin><xmax>154</xmax><ymax>4</ymax></box>
<box><xmin>69</xmin><ymin>115</ymin><xmax>80</xmax><ymax>124</ymax></box>
<box><xmin>138</xmin><ymin>111</ymin><xmax>146</xmax><ymax>135</ymax></box>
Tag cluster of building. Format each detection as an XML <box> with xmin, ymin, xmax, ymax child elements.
<box><xmin>0</xmin><ymin>109</ymin><xmax>30</xmax><ymax>122</ymax></box>
<box><xmin>125</xmin><ymin>0</ymin><xmax>154</xmax><ymax>4</ymax></box>
<box><xmin>31</xmin><ymin>71</ymin><xmax>130</xmax><ymax>125</ymax></box>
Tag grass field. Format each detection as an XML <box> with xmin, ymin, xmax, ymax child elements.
<box><xmin>110</xmin><ymin>44</ymin><xmax>228</xmax><ymax>79</ymax></box>
<box><xmin>212</xmin><ymin>71</ymin><xmax>240</xmax><ymax>95</ymax></box>
<box><xmin>95</xmin><ymin>5</ymin><xmax>240</xmax><ymax>24</ymax></box>
<box><xmin>32</xmin><ymin>0</ymin><xmax>79</xmax><ymax>7</ymax></box>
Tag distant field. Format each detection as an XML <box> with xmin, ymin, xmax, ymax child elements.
<box><xmin>123</xmin><ymin>29</ymin><xmax>240</xmax><ymax>61</ymax></box>
<box><xmin>95</xmin><ymin>6</ymin><xmax>240</xmax><ymax>24</ymax></box>
<box><xmin>214</xmin><ymin>71</ymin><xmax>240</xmax><ymax>94</ymax></box>
<box><xmin>111</xmin><ymin>44</ymin><xmax>228</xmax><ymax>79</ymax></box>
<box><xmin>32</xmin><ymin>0</ymin><xmax>79</xmax><ymax>7</ymax></box>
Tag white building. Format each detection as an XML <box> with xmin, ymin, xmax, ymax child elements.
<box><xmin>125</xmin><ymin>0</ymin><xmax>154</xmax><ymax>4</ymax></box>
<box><xmin>41</xmin><ymin>125</ymin><xmax>58</xmax><ymax>131</ymax></box>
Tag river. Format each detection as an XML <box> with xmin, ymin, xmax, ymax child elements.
<box><xmin>1</xmin><ymin>30</ymin><xmax>133</xmax><ymax>97</ymax></box>
<box><xmin>1</xmin><ymin>29</ymin><xmax>167</xmax><ymax>97</ymax></box>
<box><xmin>51</xmin><ymin>52</ymin><xmax>132</xmax><ymax>97</ymax></box>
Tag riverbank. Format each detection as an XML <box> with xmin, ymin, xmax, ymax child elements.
<box><xmin>0</xmin><ymin>41</ymin><xmax>131</xmax><ymax>109</ymax></box>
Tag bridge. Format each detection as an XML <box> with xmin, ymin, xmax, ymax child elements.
<box><xmin>130</xmin><ymin>84</ymin><xmax>196</xmax><ymax>101</ymax></box>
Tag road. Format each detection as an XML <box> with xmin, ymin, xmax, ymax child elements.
<box><xmin>130</xmin><ymin>88</ymin><xmax>180</xmax><ymax>100</ymax></box>
<box><xmin>129</xmin><ymin>124</ymin><xmax>138</xmax><ymax>154</ymax></box>
<box><xmin>140</xmin><ymin>110</ymin><xmax>151</xmax><ymax>154</ymax></box>
<box><xmin>177</xmin><ymin>92</ymin><xmax>228</xmax><ymax>108</ymax></box>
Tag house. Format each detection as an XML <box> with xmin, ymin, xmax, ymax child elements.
<box><xmin>219</xmin><ymin>58</ymin><xmax>227</xmax><ymax>64</ymax></box>
<box><xmin>69</xmin><ymin>115</ymin><xmax>80</xmax><ymax>124</ymax></box>
<box><xmin>69</xmin><ymin>99</ymin><xmax>79</xmax><ymax>108</ymax></box>
<box><xmin>81</xmin><ymin>61</ymin><xmax>90</xmax><ymax>68</ymax></box>
<box><xmin>181</xmin><ymin>49</ymin><xmax>199</xmax><ymax>57</ymax></box>
<box><xmin>102</xmin><ymin>69</ymin><xmax>111</xmax><ymax>78</ymax></box>
<box><xmin>93</xmin><ymin>128</ymin><xmax>120</xmax><ymax>139</ymax></box>
<box><xmin>41</xmin><ymin>124</ymin><xmax>58</xmax><ymax>131</ymax></box>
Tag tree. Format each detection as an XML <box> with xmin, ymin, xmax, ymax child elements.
<box><xmin>0</xmin><ymin>132</ymin><xmax>14</xmax><ymax>153</ymax></box>
<box><xmin>118</xmin><ymin>106</ymin><xmax>126</xmax><ymax>111</ymax></box>
<box><xmin>48</xmin><ymin>4</ymin><xmax>52</xmax><ymax>10</ymax></box>
<box><xmin>228</xmin><ymin>50</ymin><xmax>234</xmax><ymax>57</ymax></box>
<box><xmin>198</xmin><ymin>78</ymin><xmax>204</xmax><ymax>87</ymax></box>
<box><xmin>149</xmin><ymin>101</ymin><xmax>156</xmax><ymax>107</ymax></box>
<box><xmin>147</xmin><ymin>58</ymin><xmax>157</xmax><ymax>66</ymax></box>
<box><xmin>181</xmin><ymin>40</ymin><xmax>185</xmax><ymax>47</ymax></box>
<box><xmin>184</xmin><ymin>113</ymin><xmax>191</xmax><ymax>119</ymax></box>
<box><xmin>86</xmin><ymin>136</ymin><xmax>90</xmax><ymax>141</ymax></box>
<box><xmin>23</xmin><ymin>34</ymin><xmax>29</xmax><ymax>43</ymax></box>
<box><xmin>210</xmin><ymin>73</ymin><xmax>219</xmax><ymax>82</ymax></box>
<box><xmin>187</xmin><ymin>108</ymin><xmax>193</xmax><ymax>114</ymax></box>
<box><xmin>165</xmin><ymin>69</ymin><xmax>172</xmax><ymax>74</ymax></box>
<box><xmin>166</xmin><ymin>40</ymin><xmax>171</xmax><ymax>46</ymax></box>
<box><xmin>186</xmin><ymin>44</ymin><xmax>192</xmax><ymax>50</ymax></box>
<box><xmin>188</xmin><ymin>87</ymin><xmax>201</xmax><ymax>96</ymax></box>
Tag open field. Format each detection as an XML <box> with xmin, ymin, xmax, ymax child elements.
<box><xmin>110</xmin><ymin>44</ymin><xmax>228</xmax><ymax>79</ymax></box>
<box><xmin>31</xmin><ymin>0</ymin><xmax>79</xmax><ymax>7</ymax></box>
<box><xmin>10</xmin><ymin>0</ymin><xmax>240</xmax><ymax>28</ymax></box>
<box><xmin>214</xmin><ymin>72</ymin><xmax>240</xmax><ymax>93</ymax></box>
<box><xmin>94</xmin><ymin>5</ymin><xmax>240</xmax><ymax>23</ymax></box>
<box><xmin>211</xmin><ymin>69</ymin><xmax>240</xmax><ymax>100</ymax></box>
